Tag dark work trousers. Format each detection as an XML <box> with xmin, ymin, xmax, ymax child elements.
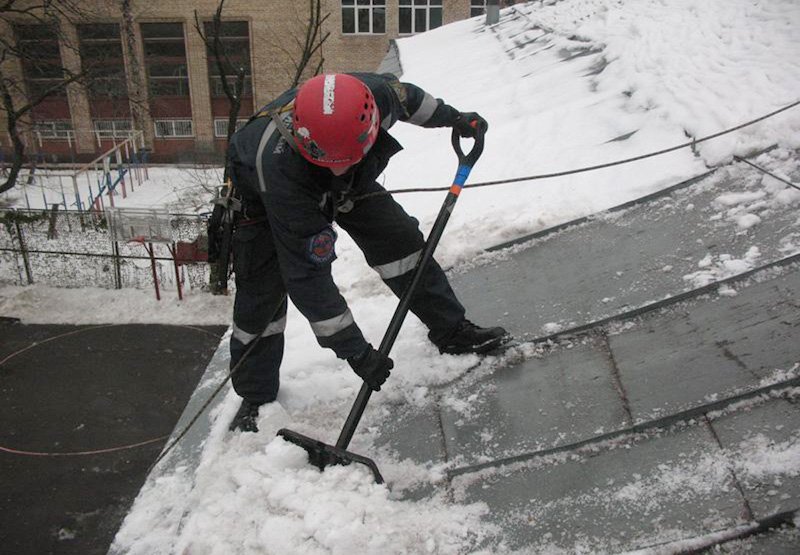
<box><xmin>229</xmin><ymin>181</ymin><xmax>466</xmax><ymax>404</ymax></box>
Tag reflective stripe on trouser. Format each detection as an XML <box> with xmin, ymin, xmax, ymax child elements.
<box><xmin>232</xmin><ymin>315</ymin><xmax>287</xmax><ymax>345</ymax></box>
<box><xmin>230</xmin><ymin>222</ymin><xmax>287</xmax><ymax>405</ymax></box>
<box><xmin>335</xmin><ymin>181</ymin><xmax>465</xmax><ymax>342</ymax></box>
<box><xmin>372</xmin><ymin>250</ymin><xmax>422</xmax><ymax>280</ymax></box>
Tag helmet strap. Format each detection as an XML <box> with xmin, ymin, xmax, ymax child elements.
<box><xmin>270</xmin><ymin>110</ymin><xmax>301</xmax><ymax>155</ymax></box>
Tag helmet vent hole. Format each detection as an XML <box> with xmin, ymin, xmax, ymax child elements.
<box><xmin>360</xmin><ymin>114</ymin><xmax>366</xmax><ymax>122</ymax></box>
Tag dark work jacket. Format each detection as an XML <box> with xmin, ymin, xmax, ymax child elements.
<box><xmin>227</xmin><ymin>72</ymin><xmax>461</xmax><ymax>359</ymax></box>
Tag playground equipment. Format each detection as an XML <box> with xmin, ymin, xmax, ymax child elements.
<box><xmin>5</xmin><ymin>131</ymin><xmax>149</xmax><ymax>213</ymax></box>
<box><xmin>106</xmin><ymin>207</ymin><xmax>207</xmax><ymax>301</ymax></box>
<box><xmin>69</xmin><ymin>131</ymin><xmax>148</xmax><ymax>213</ymax></box>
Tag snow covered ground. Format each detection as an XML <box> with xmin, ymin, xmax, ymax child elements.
<box><xmin>2</xmin><ymin>0</ymin><xmax>800</xmax><ymax>553</ymax></box>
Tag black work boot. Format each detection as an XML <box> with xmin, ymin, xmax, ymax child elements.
<box><xmin>229</xmin><ymin>399</ymin><xmax>262</xmax><ymax>433</ymax></box>
<box><xmin>435</xmin><ymin>319</ymin><xmax>510</xmax><ymax>355</ymax></box>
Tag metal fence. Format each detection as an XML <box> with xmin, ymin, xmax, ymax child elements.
<box><xmin>0</xmin><ymin>208</ymin><xmax>215</xmax><ymax>296</ymax></box>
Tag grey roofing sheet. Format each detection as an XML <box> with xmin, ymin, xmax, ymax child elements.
<box><xmin>373</xmin><ymin>152</ymin><xmax>800</xmax><ymax>551</ymax></box>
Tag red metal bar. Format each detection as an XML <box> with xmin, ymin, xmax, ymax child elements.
<box><xmin>146</xmin><ymin>242</ymin><xmax>160</xmax><ymax>301</ymax></box>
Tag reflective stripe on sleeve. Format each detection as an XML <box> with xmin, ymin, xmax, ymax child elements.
<box><xmin>232</xmin><ymin>316</ymin><xmax>287</xmax><ymax>345</ymax></box>
<box><xmin>406</xmin><ymin>92</ymin><xmax>438</xmax><ymax>125</ymax></box>
<box><xmin>372</xmin><ymin>249</ymin><xmax>422</xmax><ymax>280</ymax></box>
<box><xmin>310</xmin><ymin>309</ymin><xmax>355</xmax><ymax>337</ymax></box>
<box><xmin>255</xmin><ymin>120</ymin><xmax>277</xmax><ymax>192</ymax></box>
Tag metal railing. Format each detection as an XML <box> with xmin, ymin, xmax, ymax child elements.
<box><xmin>67</xmin><ymin>131</ymin><xmax>149</xmax><ymax>212</ymax></box>
<box><xmin>0</xmin><ymin>207</ymin><xmax>214</xmax><ymax>296</ymax></box>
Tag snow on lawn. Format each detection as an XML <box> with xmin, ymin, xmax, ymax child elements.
<box><xmin>1</xmin><ymin>165</ymin><xmax>223</xmax><ymax>214</ymax></box>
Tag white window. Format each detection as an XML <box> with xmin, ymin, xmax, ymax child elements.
<box><xmin>154</xmin><ymin>119</ymin><xmax>194</xmax><ymax>138</ymax></box>
<box><xmin>33</xmin><ymin>121</ymin><xmax>73</xmax><ymax>139</ymax></box>
<box><xmin>470</xmin><ymin>0</ymin><xmax>487</xmax><ymax>17</ymax></box>
<box><xmin>213</xmin><ymin>118</ymin><xmax>248</xmax><ymax>138</ymax></box>
<box><xmin>399</xmin><ymin>0</ymin><xmax>442</xmax><ymax>35</ymax></box>
<box><xmin>94</xmin><ymin>119</ymin><xmax>133</xmax><ymax>139</ymax></box>
<box><xmin>342</xmin><ymin>0</ymin><xmax>386</xmax><ymax>34</ymax></box>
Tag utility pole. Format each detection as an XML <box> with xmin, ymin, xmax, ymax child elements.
<box><xmin>486</xmin><ymin>0</ymin><xmax>500</xmax><ymax>25</ymax></box>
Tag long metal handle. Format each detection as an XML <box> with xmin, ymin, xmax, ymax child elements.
<box><xmin>335</xmin><ymin>129</ymin><xmax>485</xmax><ymax>450</ymax></box>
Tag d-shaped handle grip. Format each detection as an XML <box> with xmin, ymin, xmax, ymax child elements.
<box><xmin>451</xmin><ymin>126</ymin><xmax>485</xmax><ymax>168</ymax></box>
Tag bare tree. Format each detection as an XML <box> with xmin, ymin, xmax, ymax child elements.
<box><xmin>194</xmin><ymin>0</ymin><xmax>248</xmax><ymax>146</ymax></box>
<box><xmin>288</xmin><ymin>0</ymin><xmax>330</xmax><ymax>89</ymax></box>
<box><xmin>120</xmin><ymin>0</ymin><xmax>149</xmax><ymax>141</ymax></box>
<box><xmin>0</xmin><ymin>0</ymin><xmax>94</xmax><ymax>194</ymax></box>
<box><xmin>196</xmin><ymin>0</ymin><xmax>330</xmax><ymax>147</ymax></box>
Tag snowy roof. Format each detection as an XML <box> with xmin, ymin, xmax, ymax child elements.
<box><xmin>106</xmin><ymin>1</ymin><xmax>800</xmax><ymax>553</ymax></box>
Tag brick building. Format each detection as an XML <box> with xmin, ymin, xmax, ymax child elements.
<box><xmin>1</xmin><ymin>0</ymin><xmax>502</xmax><ymax>163</ymax></box>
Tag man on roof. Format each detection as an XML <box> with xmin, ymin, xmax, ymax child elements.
<box><xmin>226</xmin><ymin>72</ymin><xmax>509</xmax><ymax>432</ymax></box>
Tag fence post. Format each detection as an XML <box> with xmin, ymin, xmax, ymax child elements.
<box><xmin>21</xmin><ymin>176</ymin><xmax>31</xmax><ymax>210</ymax></box>
<box><xmin>169</xmin><ymin>241</ymin><xmax>183</xmax><ymax>301</ymax></box>
<box><xmin>112</xmin><ymin>240</ymin><xmax>122</xmax><ymax>289</ymax></box>
<box><xmin>13</xmin><ymin>216</ymin><xmax>33</xmax><ymax>285</ymax></box>
<box><xmin>39</xmin><ymin>174</ymin><xmax>48</xmax><ymax>208</ymax></box>
<box><xmin>147</xmin><ymin>242</ymin><xmax>160</xmax><ymax>301</ymax></box>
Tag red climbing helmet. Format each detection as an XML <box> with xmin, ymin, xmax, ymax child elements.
<box><xmin>293</xmin><ymin>73</ymin><xmax>380</xmax><ymax>170</ymax></box>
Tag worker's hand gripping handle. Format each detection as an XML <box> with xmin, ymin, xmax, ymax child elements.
<box><xmin>451</xmin><ymin>126</ymin><xmax>485</xmax><ymax>171</ymax></box>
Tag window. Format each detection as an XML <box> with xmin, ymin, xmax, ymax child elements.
<box><xmin>203</xmin><ymin>21</ymin><xmax>253</xmax><ymax>98</ymax></box>
<box><xmin>141</xmin><ymin>23</ymin><xmax>189</xmax><ymax>97</ymax></box>
<box><xmin>33</xmin><ymin>121</ymin><xmax>74</xmax><ymax>139</ymax></box>
<box><xmin>214</xmin><ymin>118</ymin><xmax>248</xmax><ymax>138</ymax></box>
<box><xmin>14</xmin><ymin>24</ymin><xmax>67</xmax><ymax>98</ymax></box>
<box><xmin>78</xmin><ymin>24</ymin><xmax>127</xmax><ymax>98</ymax></box>
<box><xmin>342</xmin><ymin>0</ymin><xmax>386</xmax><ymax>34</ymax></box>
<box><xmin>470</xmin><ymin>0</ymin><xmax>487</xmax><ymax>17</ymax></box>
<box><xmin>94</xmin><ymin>119</ymin><xmax>133</xmax><ymax>138</ymax></box>
<box><xmin>154</xmin><ymin>119</ymin><xmax>194</xmax><ymax>138</ymax></box>
<box><xmin>399</xmin><ymin>0</ymin><xmax>442</xmax><ymax>35</ymax></box>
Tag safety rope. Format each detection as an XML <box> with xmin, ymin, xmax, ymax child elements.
<box><xmin>147</xmin><ymin>331</ymin><xmax>264</xmax><ymax>472</ymax></box>
<box><xmin>734</xmin><ymin>155</ymin><xmax>800</xmax><ymax>191</ymax></box>
<box><xmin>448</xmin><ymin>373</ymin><xmax>800</xmax><ymax>478</ymax></box>
<box><xmin>353</xmin><ymin>99</ymin><xmax>800</xmax><ymax>200</ymax></box>
<box><xmin>0</xmin><ymin>436</ymin><xmax>168</xmax><ymax>457</ymax></box>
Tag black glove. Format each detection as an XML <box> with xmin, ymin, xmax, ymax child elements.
<box><xmin>347</xmin><ymin>345</ymin><xmax>393</xmax><ymax>392</ymax></box>
<box><xmin>453</xmin><ymin>112</ymin><xmax>488</xmax><ymax>138</ymax></box>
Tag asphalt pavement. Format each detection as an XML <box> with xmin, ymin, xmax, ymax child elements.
<box><xmin>0</xmin><ymin>321</ymin><xmax>225</xmax><ymax>555</ymax></box>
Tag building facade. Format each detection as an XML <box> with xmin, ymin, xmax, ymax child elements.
<box><xmin>1</xmin><ymin>1</ymin><xmax>505</xmax><ymax>163</ymax></box>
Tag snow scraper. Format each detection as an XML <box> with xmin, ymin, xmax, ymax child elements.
<box><xmin>278</xmin><ymin>128</ymin><xmax>486</xmax><ymax>484</ymax></box>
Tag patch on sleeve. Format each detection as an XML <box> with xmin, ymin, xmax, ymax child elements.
<box><xmin>307</xmin><ymin>226</ymin><xmax>337</xmax><ymax>264</ymax></box>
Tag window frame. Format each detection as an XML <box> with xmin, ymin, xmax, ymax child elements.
<box><xmin>33</xmin><ymin>120</ymin><xmax>74</xmax><ymax>140</ymax></box>
<box><xmin>203</xmin><ymin>20</ymin><xmax>254</xmax><ymax>98</ymax></box>
<box><xmin>213</xmin><ymin>118</ymin><xmax>248</xmax><ymax>138</ymax></box>
<box><xmin>398</xmin><ymin>0</ymin><xmax>443</xmax><ymax>35</ymax></box>
<box><xmin>77</xmin><ymin>23</ymin><xmax>128</xmax><ymax>98</ymax></box>
<box><xmin>470</xmin><ymin>0</ymin><xmax>487</xmax><ymax>17</ymax></box>
<box><xmin>140</xmin><ymin>22</ymin><xmax>190</xmax><ymax>98</ymax></box>
<box><xmin>153</xmin><ymin>119</ymin><xmax>194</xmax><ymax>138</ymax></box>
<box><xmin>93</xmin><ymin>119</ymin><xmax>134</xmax><ymax>139</ymax></box>
<box><xmin>341</xmin><ymin>0</ymin><xmax>386</xmax><ymax>35</ymax></box>
<box><xmin>14</xmin><ymin>24</ymin><xmax>68</xmax><ymax>98</ymax></box>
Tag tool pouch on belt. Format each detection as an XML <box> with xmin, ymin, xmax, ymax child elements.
<box><xmin>208</xmin><ymin>181</ymin><xmax>242</xmax><ymax>293</ymax></box>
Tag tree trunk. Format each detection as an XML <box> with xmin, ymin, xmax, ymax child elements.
<box><xmin>120</xmin><ymin>0</ymin><xmax>149</xmax><ymax>141</ymax></box>
<box><xmin>0</xmin><ymin>71</ymin><xmax>26</xmax><ymax>195</ymax></box>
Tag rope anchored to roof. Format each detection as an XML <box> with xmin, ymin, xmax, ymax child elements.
<box><xmin>353</xmin><ymin>98</ymin><xmax>800</xmax><ymax>201</ymax></box>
